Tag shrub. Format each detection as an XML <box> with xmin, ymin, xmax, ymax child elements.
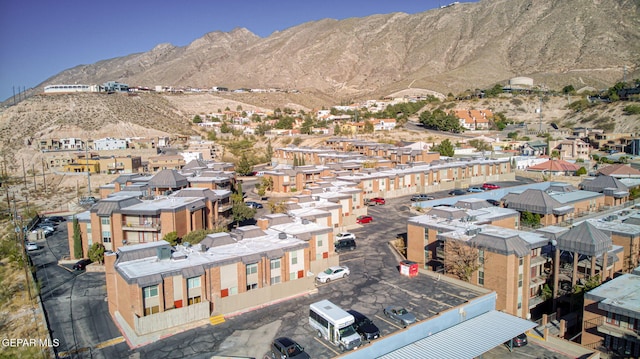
<box><xmin>623</xmin><ymin>105</ymin><xmax>640</xmax><ymax>115</ymax></box>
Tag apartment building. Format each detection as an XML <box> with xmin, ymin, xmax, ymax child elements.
<box><xmin>502</xmin><ymin>183</ymin><xmax>605</xmax><ymax>226</ymax></box>
<box><xmin>550</xmin><ymin>138</ymin><xmax>590</xmax><ymax>161</ymax></box>
<box><xmin>579</xmin><ymin>175</ymin><xmax>630</xmax><ymax>207</ymax></box>
<box><xmin>148</xmin><ymin>154</ymin><xmax>186</xmax><ymax>171</ymax></box>
<box><xmin>581</xmin><ymin>272</ymin><xmax>640</xmax><ymax>357</ymax></box>
<box><xmin>97</xmin><ymin>155</ymin><xmax>143</xmax><ymax>174</ymax></box>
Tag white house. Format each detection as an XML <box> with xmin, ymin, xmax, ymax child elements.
<box><xmin>94</xmin><ymin>138</ymin><xmax>127</xmax><ymax>151</ymax></box>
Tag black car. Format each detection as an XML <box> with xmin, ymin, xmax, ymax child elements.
<box><xmin>72</xmin><ymin>259</ymin><xmax>92</xmax><ymax>270</ymax></box>
<box><xmin>334</xmin><ymin>238</ymin><xmax>356</xmax><ymax>252</ymax></box>
<box><xmin>486</xmin><ymin>199</ymin><xmax>501</xmax><ymax>206</ymax></box>
<box><xmin>47</xmin><ymin>216</ymin><xmax>66</xmax><ymax>222</ymax></box>
<box><xmin>448</xmin><ymin>189</ymin><xmax>467</xmax><ymax>196</ymax></box>
<box><xmin>270</xmin><ymin>337</ymin><xmax>310</xmax><ymax>359</ymax></box>
<box><xmin>347</xmin><ymin>310</ymin><xmax>380</xmax><ymax>341</ymax></box>
<box><xmin>505</xmin><ymin>333</ymin><xmax>528</xmax><ymax>347</ymax></box>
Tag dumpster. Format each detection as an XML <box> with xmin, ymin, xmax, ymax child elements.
<box><xmin>399</xmin><ymin>260</ymin><xmax>418</xmax><ymax>277</ymax></box>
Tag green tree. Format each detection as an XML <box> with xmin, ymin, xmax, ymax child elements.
<box><xmin>88</xmin><ymin>243</ymin><xmax>105</xmax><ymax>264</ymax></box>
<box><xmin>192</xmin><ymin>115</ymin><xmax>203</xmax><ymax>124</ymax></box>
<box><xmin>468</xmin><ymin>139</ymin><xmax>491</xmax><ymax>152</ymax></box>
<box><xmin>363</xmin><ymin>120</ymin><xmax>374</xmax><ymax>134</ymax></box>
<box><xmin>300</xmin><ymin>118</ymin><xmax>313</xmax><ymax>135</ymax></box>
<box><xmin>521</xmin><ymin>211</ymin><xmax>541</xmax><ymax>227</ymax></box>
<box><xmin>293</xmin><ymin>154</ymin><xmax>299</xmax><ymax>167</ymax></box>
<box><xmin>433</xmin><ymin>139</ymin><xmax>455</xmax><ymax>157</ymax></box>
<box><xmin>419</xmin><ymin>109</ymin><xmax>463</xmax><ymax>133</ymax></box>
<box><xmin>163</xmin><ymin>231</ymin><xmax>180</xmax><ymax>246</ymax></box>
<box><xmin>265</xmin><ymin>140</ymin><xmax>273</xmax><ymax>162</ymax></box>
<box><xmin>267</xmin><ymin>200</ymin><xmax>288</xmax><ymax>214</ymax></box>
<box><xmin>73</xmin><ymin>217</ymin><xmax>83</xmax><ymax>258</ymax></box>
<box><xmin>334</xmin><ymin>124</ymin><xmax>342</xmax><ymax>135</ymax></box>
<box><xmin>207</xmin><ymin>130</ymin><xmax>217</xmax><ymax>141</ymax></box>
<box><xmin>562</xmin><ymin>85</ymin><xmax>575</xmax><ymax>94</ymax></box>
<box><xmin>182</xmin><ymin>229</ymin><xmax>217</xmax><ymax>245</ymax></box>
<box><xmin>236</xmin><ymin>153</ymin><xmax>252</xmax><ymax>176</ymax></box>
<box><xmin>231</xmin><ymin>183</ymin><xmax>256</xmax><ymax>227</ymax></box>
<box><xmin>576</xmin><ymin>167</ymin><xmax>587</xmax><ymax>176</ymax></box>
<box><xmin>220</xmin><ymin>122</ymin><xmax>232</xmax><ymax>133</ymax></box>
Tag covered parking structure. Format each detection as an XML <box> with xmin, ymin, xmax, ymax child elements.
<box><xmin>343</xmin><ymin>292</ymin><xmax>536</xmax><ymax>359</ymax></box>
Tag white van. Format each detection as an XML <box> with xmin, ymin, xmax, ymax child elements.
<box><xmin>309</xmin><ymin>299</ymin><xmax>361</xmax><ymax>351</ymax></box>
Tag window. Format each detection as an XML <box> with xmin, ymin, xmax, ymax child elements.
<box><xmin>519</xmin><ymin>257</ymin><xmax>524</xmax><ymax>266</ymax></box>
<box><xmin>270</xmin><ymin>259</ymin><xmax>281</xmax><ymax>270</ymax></box>
<box><xmin>478</xmin><ymin>250</ymin><xmax>485</xmax><ymax>265</ymax></box>
<box><xmin>143</xmin><ymin>285</ymin><xmax>158</xmax><ymax>298</ymax></box>
<box><xmin>246</xmin><ymin>263</ymin><xmax>258</xmax><ymax>275</ymax></box>
<box><xmin>606</xmin><ymin>312</ymin><xmax>620</xmax><ymax>326</ymax></box>
<box><xmin>478</xmin><ymin>270</ymin><xmax>484</xmax><ymax>286</ymax></box>
<box><xmin>518</xmin><ymin>273</ymin><xmax>523</xmax><ymax>288</ymax></box>
<box><xmin>101</xmin><ymin>217</ymin><xmax>110</xmax><ymax>225</ymax></box>
<box><xmin>187</xmin><ymin>277</ymin><xmax>200</xmax><ymax>289</ymax></box>
<box><xmin>271</xmin><ymin>276</ymin><xmax>281</xmax><ymax>285</ymax></box>
<box><xmin>291</xmin><ymin>251</ymin><xmax>298</xmax><ymax>265</ymax></box>
<box><xmin>317</xmin><ymin>237</ymin><xmax>323</xmax><ymax>247</ymax></box>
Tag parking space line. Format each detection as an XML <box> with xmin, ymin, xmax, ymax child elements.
<box><xmin>313</xmin><ymin>336</ymin><xmax>341</xmax><ymax>355</ymax></box>
<box><xmin>421</xmin><ymin>295</ymin><xmax>453</xmax><ymax>308</ymax></box>
<box><xmin>374</xmin><ymin>314</ymin><xmax>402</xmax><ymax>329</ymax></box>
<box><xmin>441</xmin><ymin>290</ymin><xmax>473</xmax><ymax>302</ymax></box>
<box><xmin>340</xmin><ymin>255</ymin><xmax>365</xmax><ymax>263</ymax></box>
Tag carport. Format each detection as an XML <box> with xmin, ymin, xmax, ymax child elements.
<box><xmin>345</xmin><ymin>309</ymin><xmax>536</xmax><ymax>359</ymax></box>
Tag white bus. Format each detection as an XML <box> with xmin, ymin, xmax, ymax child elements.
<box><xmin>309</xmin><ymin>299</ymin><xmax>361</xmax><ymax>351</ymax></box>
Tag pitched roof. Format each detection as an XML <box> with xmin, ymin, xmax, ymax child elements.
<box><xmin>597</xmin><ymin>164</ymin><xmax>640</xmax><ymax>177</ymax></box>
<box><xmin>182</xmin><ymin>159</ymin><xmax>208</xmax><ymax>170</ymax></box>
<box><xmin>557</xmin><ymin>221</ymin><xmax>611</xmax><ymax>256</ymax></box>
<box><xmin>502</xmin><ymin>189</ymin><xmax>563</xmax><ymax>214</ymax></box>
<box><xmin>526</xmin><ymin>159</ymin><xmax>581</xmax><ymax>172</ymax></box>
<box><xmin>580</xmin><ymin>175</ymin><xmax>628</xmax><ymax>192</ymax></box>
<box><xmin>470</xmin><ymin>231</ymin><xmax>531</xmax><ymax>257</ymax></box>
<box><xmin>149</xmin><ymin>169</ymin><xmax>189</xmax><ymax>189</ymax></box>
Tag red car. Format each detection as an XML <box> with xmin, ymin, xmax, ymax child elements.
<box><xmin>356</xmin><ymin>215</ymin><xmax>373</xmax><ymax>224</ymax></box>
<box><xmin>482</xmin><ymin>183</ymin><xmax>500</xmax><ymax>190</ymax></box>
<box><xmin>367</xmin><ymin>197</ymin><xmax>386</xmax><ymax>205</ymax></box>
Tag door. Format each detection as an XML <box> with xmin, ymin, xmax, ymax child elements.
<box><xmin>329</xmin><ymin>323</ymin><xmax>335</xmax><ymax>344</ymax></box>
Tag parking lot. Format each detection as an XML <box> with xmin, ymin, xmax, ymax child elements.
<box><xmin>28</xmin><ymin>177</ymin><xmax>576</xmax><ymax>359</ymax></box>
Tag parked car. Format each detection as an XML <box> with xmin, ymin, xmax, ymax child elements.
<box><xmin>245</xmin><ymin>201</ymin><xmax>263</xmax><ymax>209</ymax></box>
<box><xmin>72</xmin><ymin>258</ymin><xmax>92</xmax><ymax>270</ymax></box>
<box><xmin>347</xmin><ymin>309</ymin><xmax>380</xmax><ymax>341</ymax></box>
<box><xmin>486</xmin><ymin>199</ymin><xmax>501</xmax><ymax>206</ymax></box>
<box><xmin>505</xmin><ymin>333</ymin><xmax>528</xmax><ymax>347</ymax></box>
<box><xmin>336</xmin><ymin>232</ymin><xmax>356</xmax><ymax>241</ymax></box>
<box><xmin>383</xmin><ymin>305</ymin><xmax>417</xmax><ymax>327</ymax></box>
<box><xmin>25</xmin><ymin>242</ymin><xmax>38</xmax><ymax>251</ymax></box>
<box><xmin>46</xmin><ymin>216</ymin><xmax>66</xmax><ymax>222</ymax></box>
<box><xmin>482</xmin><ymin>183</ymin><xmax>500</xmax><ymax>190</ymax></box>
<box><xmin>448</xmin><ymin>189</ymin><xmax>467</xmax><ymax>196</ymax></box>
<box><xmin>316</xmin><ymin>265</ymin><xmax>350</xmax><ymax>283</ymax></box>
<box><xmin>270</xmin><ymin>337</ymin><xmax>310</xmax><ymax>359</ymax></box>
<box><xmin>467</xmin><ymin>187</ymin><xmax>484</xmax><ymax>193</ymax></box>
<box><xmin>36</xmin><ymin>224</ymin><xmax>55</xmax><ymax>232</ymax></box>
<box><xmin>367</xmin><ymin>197</ymin><xmax>386</xmax><ymax>205</ymax></box>
<box><xmin>356</xmin><ymin>215</ymin><xmax>373</xmax><ymax>224</ymax></box>
<box><xmin>411</xmin><ymin>194</ymin><xmax>435</xmax><ymax>202</ymax></box>
<box><xmin>79</xmin><ymin>196</ymin><xmax>97</xmax><ymax>205</ymax></box>
<box><xmin>334</xmin><ymin>238</ymin><xmax>356</xmax><ymax>252</ymax></box>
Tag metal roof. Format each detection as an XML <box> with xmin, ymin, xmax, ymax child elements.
<box><xmin>377</xmin><ymin>310</ymin><xmax>536</xmax><ymax>359</ymax></box>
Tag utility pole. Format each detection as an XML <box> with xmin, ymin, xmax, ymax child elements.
<box><xmin>22</xmin><ymin>158</ymin><xmax>27</xmax><ymax>191</ymax></box>
<box><xmin>42</xmin><ymin>159</ymin><xmax>46</xmax><ymax>193</ymax></box>
<box><xmin>85</xmin><ymin>139</ymin><xmax>91</xmax><ymax>197</ymax></box>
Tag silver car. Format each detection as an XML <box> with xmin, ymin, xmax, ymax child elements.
<box><xmin>383</xmin><ymin>306</ymin><xmax>416</xmax><ymax>327</ymax></box>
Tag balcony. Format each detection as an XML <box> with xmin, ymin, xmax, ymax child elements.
<box><xmin>218</xmin><ymin>202</ymin><xmax>232</xmax><ymax>212</ymax></box>
<box><xmin>122</xmin><ymin>221</ymin><xmax>161</xmax><ymax>231</ymax></box>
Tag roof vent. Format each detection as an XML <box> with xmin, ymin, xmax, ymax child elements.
<box><xmin>302</xmin><ymin>219</ymin><xmax>310</xmax><ymax>225</ymax></box>
<box><xmin>278</xmin><ymin>232</ymin><xmax>287</xmax><ymax>239</ymax></box>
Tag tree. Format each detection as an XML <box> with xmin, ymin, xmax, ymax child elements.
<box><xmin>265</xmin><ymin>140</ymin><xmax>273</xmax><ymax>162</ymax></box>
<box><xmin>363</xmin><ymin>120</ymin><xmax>374</xmax><ymax>134</ymax></box>
<box><xmin>236</xmin><ymin>153</ymin><xmax>252</xmax><ymax>176</ymax></box>
<box><xmin>88</xmin><ymin>243</ymin><xmax>105</xmax><ymax>264</ymax></box>
<box><xmin>267</xmin><ymin>200</ymin><xmax>288</xmax><ymax>214</ymax></box>
<box><xmin>182</xmin><ymin>229</ymin><xmax>217</xmax><ymax>245</ymax></box>
<box><xmin>300</xmin><ymin>118</ymin><xmax>313</xmax><ymax>135</ymax></box>
<box><xmin>468</xmin><ymin>139</ymin><xmax>491</xmax><ymax>152</ymax></box>
<box><xmin>576</xmin><ymin>167</ymin><xmax>587</xmax><ymax>176</ymax></box>
<box><xmin>73</xmin><ymin>217</ymin><xmax>83</xmax><ymax>259</ymax></box>
<box><xmin>333</xmin><ymin>124</ymin><xmax>341</xmax><ymax>135</ymax></box>
<box><xmin>192</xmin><ymin>115</ymin><xmax>203</xmax><ymax>124</ymax></box>
<box><xmin>163</xmin><ymin>231</ymin><xmax>180</xmax><ymax>246</ymax></box>
<box><xmin>231</xmin><ymin>182</ymin><xmax>256</xmax><ymax>227</ymax></box>
<box><xmin>562</xmin><ymin>85</ymin><xmax>576</xmax><ymax>94</ymax></box>
<box><xmin>444</xmin><ymin>240</ymin><xmax>484</xmax><ymax>282</ymax></box>
<box><xmin>433</xmin><ymin>139</ymin><xmax>454</xmax><ymax>157</ymax></box>
<box><xmin>521</xmin><ymin>211</ymin><xmax>541</xmax><ymax>227</ymax></box>
<box><xmin>419</xmin><ymin>109</ymin><xmax>463</xmax><ymax>133</ymax></box>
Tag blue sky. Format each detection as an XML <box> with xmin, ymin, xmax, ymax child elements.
<box><xmin>0</xmin><ymin>0</ymin><xmax>469</xmax><ymax>101</ymax></box>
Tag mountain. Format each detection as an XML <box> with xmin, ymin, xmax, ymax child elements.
<box><xmin>37</xmin><ymin>0</ymin><xmax>640</xmax><ymax>99</ymax></box>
